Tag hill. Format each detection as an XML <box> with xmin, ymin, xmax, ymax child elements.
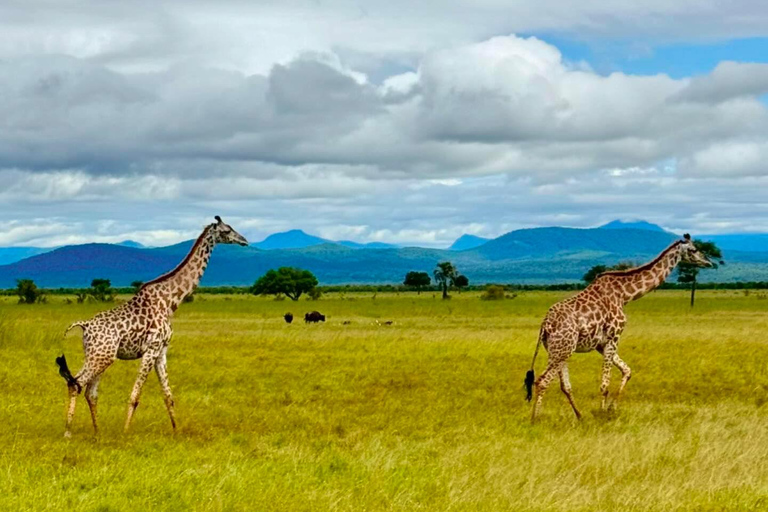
<box><xmin>253</xmin><ymin>229</ymin><xmax>328</xmax><ymax>249</ymax></box>
<box><xmin>0</xmin><ymin>247</ymin><xmax>52</xmax><ymax>266</ymax></box>
<box><xmin>253</xmin><ymin>230</ymin><xmax>398</xmax><ymax>250</ymax></box>
<box><xmin>449</xmin><ymin>234</ymin><xmax>490</xmax><ymax>251</ymax></box>
<box><xmin>3</xmin><ymin>225</ymin><xmax>768</xmax><ymax>287</ymax></box>
<box><xmin>599</xmin><ymin>220</ymin><xmax>668</xmax><ymax>232</ymax></box>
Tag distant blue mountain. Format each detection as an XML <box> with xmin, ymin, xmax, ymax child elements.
<box><xmin>253</xmin><ymin>229</ymin><xmax>398</xmax><ymax>250</ymax></box>
<box><xmin>449</xmin><ymin>234</ymin><xmax>490</xmax><ymax>251</ymax></box>
<box><xmin>474</xmin><ymin>227</ymin><xmax>679</xmax><ymax>261</ymax></box>
<box><xmin>0</xmin><ymin>247</ymin><xmax>52</xmax><ymax>266</ymax></box>
<box><xmin>3</xmin><ymin>224</ymin><xmax>768</xmax><ymax>287</ymax></box>
<box><xmin>253</xmin><ymin>229</ymin><xmax>327</xmax><ymax>249</ymax></box>
<box><xmin>599</xmin><ymin>220</ymin><xmax>668</xmax><ymax>232</ymax></box>
<box><xmin>117</xmin><ymin>240</ymin><xmax>145</xmax><ymax>248</ymax></box>
<box><xmin>338</xmin><ymin>240</ymin><xmax>398</xmax><ymax>249</ymax></box>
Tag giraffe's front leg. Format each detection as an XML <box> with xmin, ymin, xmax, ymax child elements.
<box><xmin>124</xmin><ymin>350</ymin><xmax>159</xmax><ymax>433</ymax></box>
<box><xmin>154</xmin><ymin>347</ymin><xmax>177</xmax><ymax>431</ymax></box>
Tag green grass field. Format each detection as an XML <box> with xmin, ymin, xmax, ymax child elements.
<box><xmin>2</xmin><ymin>290</ymin><xmax>768</xmax><ymax>511</ymax></box>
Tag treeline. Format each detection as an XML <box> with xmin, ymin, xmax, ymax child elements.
<box><xmin>5</xmin><ymin>281</ymin><xmax>768</xmax><ymax>296</ymax></box>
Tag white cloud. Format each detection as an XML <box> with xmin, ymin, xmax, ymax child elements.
<box><xmin>1</xmin><ymin>4</ymin><xmax>768</xmax><ymax>246</ymax></box>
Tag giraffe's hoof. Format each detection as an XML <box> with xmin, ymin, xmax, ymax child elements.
<box><xmin>63</xmin><ymin>431</ymin><xmax>72</xmax><ymax>439</ymax></box>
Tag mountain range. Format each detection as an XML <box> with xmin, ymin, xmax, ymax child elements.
<box><xmin>2</xmin><ymin>221</ymin><xmax>768</xmax><ymax>288</ymax></box>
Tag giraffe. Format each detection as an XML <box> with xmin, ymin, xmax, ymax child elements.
<box><xmin>524</xmin><ymin>234</ymin><xmax>713</xmax><ymax>423</ymax></box>
<box><xmin>56</xmin><ymin>216</ymin><xmax>248</xmax><ymax>437</ymax></box>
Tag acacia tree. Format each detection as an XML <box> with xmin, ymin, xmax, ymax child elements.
<box><xmin>90</xmin><ymin>278</ymin><xmax>114</xmax><ymax>302</ymax></box>
<box><xmin>678</xmin><ymin>240</ymin><xmax>723</xmax><ymax>307</ymax></box>
<box><xmin>454</xmin><ymin>274</ymin><xmax>469</xmax><ymax>293</ymax></box>
<box><xmin>251</xmin><ymin>267</ymin><xmax>319</xmax><ymax>301</ymax></box>
<box><xmin>582</xmin><ymin>262</ymin><xmax>636</xmax><ymax>284</ymax></box>
<box><xmin>16</xmin><ymin>279</ymin><xmax>42</xmax><ymax>304</ymax></box>
<box><xmin>403</xmin><ymin>271</ymin><xmax>431</xmax><ymax>294</ymax></box>
<box><xmin>434</xmin><ymin>261</ymin><xmax>459</xmax><ymax>299</ymax></box>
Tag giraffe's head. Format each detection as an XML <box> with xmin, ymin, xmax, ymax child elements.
<box><xmin>211</xmin><ymin>216</ymin><xmax>249</xmax><ymax>246</ymax></box>
<box><xmin>679</xmin><ymin>234</ymin><xmax>713</xmax><ymax>267</ymax></box>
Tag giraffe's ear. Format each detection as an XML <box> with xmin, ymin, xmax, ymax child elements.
<box><xmin>683</xmin><ymin>233</ymin><xmax>691</xmax><ymax>241</ymax></box>
<box><xmin>215</xmin><ymin>215</ymin><xmax>223</xmax><ymax>224</ymax></box>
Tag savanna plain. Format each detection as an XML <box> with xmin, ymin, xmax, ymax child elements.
<box><xmin>2</xmin><ymin>290</ymin><xmax>768</xmax><ymax>511</ymax></box>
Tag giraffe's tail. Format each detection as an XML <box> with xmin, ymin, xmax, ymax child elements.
<box><xmin>525</xmin><ymin>327</ymin><xmax>545</xmax><ymax>401</ymax></box>
<box><xmin>55</xmin><ymin>354</ymin><xmax>81</xmax><ymax>393</ymax></box>
<box><xmin>64</xmin><ymin>321</ymin><xmax>86</xmax><ymax>336</ymax></box>
<box><xmin>58</xmin><ymin>322</ymin><xmax>86</xmax><ymax>393</ymax></box>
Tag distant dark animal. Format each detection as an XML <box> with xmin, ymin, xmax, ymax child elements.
<box><xmin>305</xmin><ymin>311</ymin><xmax>326</xmax><ymax>323</ymax></box>
<box><xmin>383</xmin><ymin>321</ymin><xmax>394</xmax><ymax>325</ymax></box>
<box><xmin>342</xmin><ymin>321</ymin><xmax>351</xmax><ymax>325</ymax></box>
<box><xmin>284</xmin><ymin>313</ymin><xmax>293</xmax><ymax>324</ymax></box>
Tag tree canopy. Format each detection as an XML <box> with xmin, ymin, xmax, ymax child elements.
<box><xmin>16</xmin><ymin>279</ymin><xmax>42</xmax><ymax>304</ymax></box>
<box><xmin>90</xmin><ymin>278</ymin><xmax>114</xmax><ymax>302</ymax></box>
<box><xmin>434</xmin><ymin>261</ymin><xmax>460</xmax><ymax>299</ymax></box>
<box><xmin>251</xmin><ymin>267</ymin><xmax>319</xmax><ymax>301</ymax></box>
<box><xmin>678</xmin><ymin>240</ymin><xmax>723</xmax><ymax>307</ymax></box>
<box><xmin>403</xmin><ymin>271</ymin><xmax>431</xmax><ymax>292</ymax></box>
<box><xmin>582</xmin><ymin>262</ymin><xmax>636</xmax><ymax>283</ymax></box>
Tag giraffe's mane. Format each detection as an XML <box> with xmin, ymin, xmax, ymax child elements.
<box><xmin>140</xmin><ymin>224</ymin><xmax>214</xmax><ymax>289</ymax></box>
<box><xmin>598</xmin><ymin>239</ymin><xmax>683</xmax><ymax>278</ymax></box>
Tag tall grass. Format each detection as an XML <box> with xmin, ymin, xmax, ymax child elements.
<box><xmin>1</xmin><ymin>291</ymin><xmax>767</xmax><ymax>510</ymax></box>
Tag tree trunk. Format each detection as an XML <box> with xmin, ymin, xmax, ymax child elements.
<box><xmin>690</xmin><ymin>279</ymin><xmax>696</xmax><ymax>308</ymax></box>
<box><xmin>442</xmin><ymin>282</ymin><xmax>448</xmax><ymax>299</ymax></box>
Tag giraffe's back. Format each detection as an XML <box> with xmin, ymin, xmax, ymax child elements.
<box><xmin>79</xmin><ymin>293</ymin><xmax>171</xmax><ymax>360</ymax></box>
<box><xmin>541</xmin><ymin>286</ymin><xmax>623</xmax><ymax>354</ymax></box>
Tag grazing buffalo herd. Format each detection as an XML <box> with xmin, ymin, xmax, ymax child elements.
<box><xmin>282</xmin><ymin>312</ymin><xmax>394</xmax><ymax>326</ymax></box>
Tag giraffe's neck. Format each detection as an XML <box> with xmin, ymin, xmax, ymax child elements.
<box><xmin>613</xmin><ymin>242</ymin><xmax>683</xmax><ymax>303</ymax></box>
<box><xmin>144</xmin><ymin>226</ymin><xmax>216</xmax><ymax>311</ymax></box>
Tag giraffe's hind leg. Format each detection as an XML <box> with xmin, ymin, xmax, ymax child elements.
<box><xmin>599</xmin><ymin>343</ymin><xmax>618</xmax><ymax>410</ymax></box>
<box><xmin>154</xmin><ymin>348</ymin><xmax>177</xmax><ymax>431</ymax></box>
<box><xmin>531</xmin><ymin>360</ymin><xmax>564</xmax><ymax>424</ymax></box>
<box><xmin>64</xmin><ymin>365</ymin><xmax>98</xmax><ymax>438</ymax></box>
<box><xmin>85</xmin><ymin>375</ymin><xmax>102</xmax><ymax>434</ymax></box>
<box><xmin>611</xmin><ymin>353</ymin><xmax>632</xmax><ymax>407</ymax></box>
<box><xmin>559</xmin><ymin>363</ymin><xmax>581</xmax><ymax>420</ymax></box>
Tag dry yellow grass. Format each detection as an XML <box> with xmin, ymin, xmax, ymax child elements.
<box><xmin>1</xmin><ymin>290</ymin><xmax>768</xmax><ymax>511</ymax></box>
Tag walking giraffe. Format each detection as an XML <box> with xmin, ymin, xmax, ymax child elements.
<box><xmin>56</xmin><ymin>216</ymin><xmax>248</xmax><ymax>437</ymax></box>
<box><xmin>524</xmin><ymin>234</ymin><xmax>713</xmax><ymax>423</ymax></box>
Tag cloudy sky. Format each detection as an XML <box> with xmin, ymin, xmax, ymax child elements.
<box><xmin>2</xmin><ymin>0</ymin><xmax>768</xmax><ymax>248</ymax></box>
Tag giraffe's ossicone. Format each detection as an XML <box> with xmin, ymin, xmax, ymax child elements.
<box><xmin>526</xmin><ymin>234</ymin><xmax>713</xmax><ymax>423</ymax></box>
<box><xmin>56</xmin><ymin>216</ymin><xmax>249</xmax><ymax>437</ymax></box>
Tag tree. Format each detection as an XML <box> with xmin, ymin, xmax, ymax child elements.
<box><xmin>433</xmin><ymin>261</ymin><xmax>459</xmax><ymax>299</ymax></box>
<box><xmin>454</xmin><ymin>274</ymin><xmax>469</xmax><ymax>292</ymax></box>
<box><xmin>16</xmin><ymin>279</ymin><xmax>42</xmax><ymax>304</ymax></box>
<box><xmin>678</xmin><ymin>240</ymin><xmax>723</xmax><ymax>307</ymax></box>
<box><xmin>403</xmin><ymin>271</ymin><xmax>431</xmax><ymax>294</ymax></box>
<box><xmin>480</xmin><ymin>284</ymin><xmax>506</xmax><ymax>301</ymax></box>
<box><xmin>582</xmin><ymin>265</ymin><xmax>608</xmax><ymax>284</ymax></box>
<box><xmin>90</xmin><ymin>278</ymin><xmax>114</xmax><ymax>302</ymax></box>
<box><xmin>251</xmin><ymin>267</ymin><xmax>319</xmax><ymax>301</ymax></box>
<box><xmin>582</xmin><ymin>262</ymin><xmax>636</xmax><ymax>283</ymax></box>
<box><xmin>131</xmin><ymin>280</ymin><xmax>144</xmax><ymax>291</ymax></box>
